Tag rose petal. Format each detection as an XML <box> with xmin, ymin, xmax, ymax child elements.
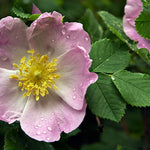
<box><xmin>20</xmin><ymin>93</ymin><xmax>86</xmax><ymax>142</ymax></box>
<box><xmin>123</xmin><ymin>16</ymin><xmax>139</xmax><ymax>41</ymax></box>
<box><xmin>27</xmin><ymin>12</ymin><xmax>90</xmax><ymax>59</ymax></box>
<box><xmin>32</xmin><ymin>4</ymin><xmax>41</xmax><ymax>14</ymax></box>
<box><xmin>0</xmin><ymin>16</ymin><xmax>29</xmax><ymax>69</ymax></box>
<box><xmin>125</xmin><ymin>0</ymin><xmax>142</xmax><ymax>23</ymax></box>
<box><xmin>0</xmin><ymin>68</ymin><xmax>27</xmax><ymax>124</ymax></box>
<box><xmin>54</xmin><ymin>47</ymin><xmax>98</xmax><ymax>110</ymax></box>
<box><xmin>123</xmin><ymin>0</ymin><xmax>150</xmax><ymax>51</ymax></box>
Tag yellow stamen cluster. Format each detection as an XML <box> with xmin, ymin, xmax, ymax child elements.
<box><xmin>10</xmin><ymin>50</ymin><xmax>60</xmax><ymax>101</ymax></box>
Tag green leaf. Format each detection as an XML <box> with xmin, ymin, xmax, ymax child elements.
<box><xmin>80</xmin><ymin>9</ymin><xmax>103</xmax><ymax>43</ymax></box>
<box><xmin>142</xmin><ymin>0</ymin><xmax>150</xmax><ymax>7</ymax></box>
<box><xmin>86</xmin><ymin>73</ymin><xmax>126</xmax><ymax>122</ymax></box>
<box><xmin>112</xmin><ymin>70</ymin><xmax>150</xmax><ymax>107</ymax></box>
<box><xmin>137</xmin><ymin>48</ymin><xmax>150</xmax><ymax>65</ymax></box>
<box><xmin>12</xmin><ymin>7</ymin><xmax>30</xmax><ymax>19</ymax></box>
<box><xmin>98</xmin><ymin>11</ymin><xmax>137</xmax><ymax>51</ymax></box>
<box><xmin>13</xmin><ymin>0</ymin><xmax>32</xmax><ymax>14</ymax></box>
<box><xmin>29</xmin><ymin>14</ymin><xmax>41</xmax><ymax>21</ymax></box>
<box><xmin>135</xmin><ymin>5</ymin><xmax>150</xmax><ymax>39</ymax></box>
<box><xmin>12</xmin><ymin>7</ymin><xmax>41</xmax><ymax>21</ymax></box>
<box><xmin>90</xmin><ymin>39</ymin><xmax>130</xmax><ymax>73</ymax></box>
<box><xmin>101</xmin><ymin>127</ymin><xmax>141</xmax><ymax>150</ymax></box>
<box><xmin>4</xmin><ymin>129</ymin><xmax>54</xmax><ymax>150</ymax></box>
<box><xmin>4</xmin><ymin>129</ymin><xmax>24</xmax><ymax>150</ymax></box>
<box><xmin>60</xmin><ymin>128</ymin><xmax>81</xmax><ymax>141</ymax></box>
<box><xmin>81</xmin><ymin>126</ymin><xmax>141</xmax><ymax>150</ymax></box>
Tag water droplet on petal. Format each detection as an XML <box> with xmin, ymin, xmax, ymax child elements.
<box><xmin>47</xmin><ymin>137</ymin><xmax>50</xmax><ymax>141</ymax></box>
<box><xmin>51</xmin><ymin>39</ymin><xmax>55</xmax><ymax>42</ymax></box>
<box><xmin>62</xmin><ymin>28</ymin><xmax>66</xmax><ymax>35</ymax></box>
<box><xmin>36</xmin><ymin>131</ymin><xmax>41</xmax><ymax>135</ymax></box>
<box><xmin>43</xmin><ymin>131</ymin><xmax>47</xmax><ymax>134</ymax></box>
<box><xmin>41</xmin><ymin>117</ymin><xmax>44</xmax><ymax>121</ymax></box>
<box><xmin>35</xmin><ymin>126</ymin><xmax>38</xmax><ymax>129</ymax></box>
<box><xmin>38</xmin><ymin>124</ymin><xmax>41</xmax><ymax>127</ymax></box>
<box><xmin>33</xmin><ymin>22</ymin><xmax>36</xmax><ymax>26</ymax></box>
<box><xmin>72</xmin><ymin>95</ymin><xmax>76</xmax><ymax>100</ymax></box>
<box><xmin>85</xmin><ymin>36</ymin><xmax>89</xmax><ymax>41</ymax></box>
<box><xmin>66</xmin><ymin>35</ymin><xmax>70</xmax><ymax>39</ymax></box>
<box><xmin>47</xmin><ymin>126</ymin><xmax>52</xmax><ymax>131</ymax></box>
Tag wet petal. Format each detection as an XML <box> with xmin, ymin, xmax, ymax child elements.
<box><xmin>27</xmin><ymin>12</ymin><xmax>90</xmax><ymax>59</ymax></box>
<box><xmin>0</xmin><ymin>68</ymin><xmax>27</xmax><ymax>124</ymax></box>
<box><xmin>123</xmin><ymin>0</ymin><xmax>150</xmax><ymax>51</ymax></box>
<box><xmin>0</xmin><ymin>16</ymin><xmax>29</xmax><ymax>69</ymax></box>
<box><xmin>55</xmin><ymin>47</ymin><xmax>98</xmax><ymax>110</ymax></box>
<box><xmin>20</xmin><ymin>93</ymin><xmax>86</xmax><ymax>142</ymax></box>
<box><xmin>32</xmin><ymin>4</ymin><xmax>41</xmax><ymax>14</ymax></box>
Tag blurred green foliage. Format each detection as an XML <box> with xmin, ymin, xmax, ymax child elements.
<box><xmin>0</xmin><ymin>0</ymin><xmax>126</xmax><ymax>20</ymax></box>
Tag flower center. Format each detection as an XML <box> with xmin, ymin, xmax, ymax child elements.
<box><xmin>10</xmin><ymin>50</ymin><xmax>60</xmax><ymax>101</ymax></box>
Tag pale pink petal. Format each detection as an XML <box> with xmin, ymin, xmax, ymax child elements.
<box><xmin>125</xmin><ymin>0</ymin><xmax>142</xmax><ymax>23</ymax></box>
<box><xmin>123</xmin><ymin>16</ymin><xmax>139</xmax><ymax>41</ymax></box>
<box><xmin>20</xmin><ymin>93</ymin><xmax>86</xmax><ymax>142</ymax></box>
<box><xmin>123</xmin><ymin>0</ymin><xmax>150</xmax><ymax>51</ymax></box>
<box><xmin>32</xmin><ymin>4</ymin><xmax>41</xmax><ymax>14</ymax></box>
<box><xmin>0</xmin><ymin>68</ymin><xmax>27</xmax><ymax>124</ymax></box>
<box><xmin>27</xmin><ymin>12</ymin><xmax>91</xmax><ymax>59</ymax></box>
<box><xmin>54</xmin><ymin>47</ymin><xmax>98</xmax><ymax>110</ymax></box>
<box><xmin>0</xmin><ymin>16</ymin><xmax>29</xmax><ymax>69</ymax></box>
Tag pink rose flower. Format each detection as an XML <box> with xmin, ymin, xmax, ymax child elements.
<box><xmin>0</xmin><ymin>11</ymin><xmax>97</xmax><ymax>142</ymax></box>
<box><xmin>123</xmin><ymin>0</ymin><xmax>150</xmax><ymax>51</ymax></box>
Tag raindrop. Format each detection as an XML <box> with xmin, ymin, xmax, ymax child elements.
<box><xmin>62</xmin><ymin>28</ymin><xmax>66</xmax><ymax>35</ymax></box>
<box><xmin>41</xmin><ymin>117</ymin><xmax>44</xmax><ymax>121</ymax></box>
<box><xmin>66</xmin><ymin>35</ymin><xmax>70</xmax><ymax>39</ymax></box>
<box><xmin>85</xmin><ymin>36</ymin><xmax>89</xmax><ymax>41</ymax></box>
<box><xmin>47</xmin><ymin>137</ymin><xmax>50</xmax><ymax>141</ymax></box>
<box><xmin>73</xmin><ymin>88</ymin><xmax>76</xmax><ymax>92</ymax></box>
<box><xmin>47</xmin><ymin>126</ymin><xmax>52</xmax><ymax>131</ymax></box>
<box><xmin>43</xmin><ymin>131</ymin><xmax>47</xmax><ymax>134</ymax></box>
<box><xmin>33</xmin><ymin>22</ymin><xmax>36</xmax><ymax>26</ymax></box>
<box><xmin>35</xmin><ymin>126</ymin><xmax>38</xmax><ymax>129</ymax></box>
<box><xmin>36</xmin><ymin>131</ymin><xmax>41</xmax><ymax>135</ymax></box>
<box><xmin>38</xmin><ymin>124</ymin><xmax>41</xmax><ymax>127</ymax></box>
<box><xmin>111</xmin><ymin>76</ymin><xmax>115</xmax><ymax>81</ymax></box>
<box><xmin>72</xmin><ymin>95</ymin><xmax>76</xmax><ymax>100</ymax></box>
<box><xmin>51</xmin><ymin>39</ymin><xmax>55</xmax><ymax>42</ymax></box>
